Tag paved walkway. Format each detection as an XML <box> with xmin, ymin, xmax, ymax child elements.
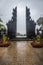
<box><xmin>0</xmin><ymin>41</ymin><xmax>43</xmax><ymax>65</ymax></box>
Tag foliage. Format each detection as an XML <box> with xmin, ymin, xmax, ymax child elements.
<box><xmin>35</xmin><ymin>35</ymin><xmax>40</xmax><ymax>45</ymax></box>
<box><xmin>37</xmin><ymin>17</ymin><xmax>43</xmax><ymax>25</ymax></box>
<box><xmin>0</xmin><ymin>18</ymin><xmax>5</xmax><ymax>30</ymax></box>
<box><xmin>3</xmin><ymin>34</ymin><xmax>7</xmax><ymax>44</ymax></box>
<box><xmin>0</xmin><ymin>18</ymin><xmax>3</xmax><ymax>22</ymax></box>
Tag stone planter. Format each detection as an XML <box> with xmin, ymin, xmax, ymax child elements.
<box><xmin>31</xmin><ymin>39</ymin><xmax>43</xmax><ymax>48</ymax></box>
<box><xmin>0</xmin><ymin>39</ymin><xmax>10</xmax><ymax>47</ymax></box>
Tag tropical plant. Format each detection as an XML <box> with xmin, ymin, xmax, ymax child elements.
<box><xmin>37</xmin><ymin>17</ymin><xmax>43</xmax><ymax>26</ymax></box>
<box><xmin>0</xmin><ymin>18</ymin><xmax>3</xmax><ymax>22</ymax></box>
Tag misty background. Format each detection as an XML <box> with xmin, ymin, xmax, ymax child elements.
<box><xmin>0</xmin><ymin>0</ymin><xmax>43</xmax><ymax>34</ymax></box>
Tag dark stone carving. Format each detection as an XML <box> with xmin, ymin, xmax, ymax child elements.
<box><xmin>26</xmin><ymin>6</ymin><xmax>36</xmax><ymax>38</ymax></box>
<box><xmin>7</xmin><ymin>6</ymin><xmax>36</xmax><ymax>39</ymax></box>
<box><xmin>7</xmin><ymin>7</ymin><xmax>17</xmax><ymax>39</ymax></box>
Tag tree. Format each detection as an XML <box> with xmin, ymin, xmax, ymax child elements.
<box><xmin>37</xmin><ymin>17</ymin><xmax>43</xmax><ymax>30</ymax></box>
<box><xmin>37</xmin><ymin>17</ymin><xmax>43</xmax><ymax>37</ymax></box>
<box><xmin>0</xmin><ymin>18</ymin><xmax>3</xmax><ymax>22</ymax></box>
<box><xmin>37</xmin><ymin>17</ymin><xmax>43</xmax><ymax>26</ymax></box>
<box><xmin>0</xmin><ymin>18</ymin><xmax>5</xmax><ymax>30</ymax></box>
<box><xmin>0</xmin><ymin>18</ymin><xmax>3</xmax><ymax>29</ymax></box>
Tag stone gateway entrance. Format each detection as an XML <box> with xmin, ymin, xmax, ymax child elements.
<box><xmin>7</xmin><ymin>6</ymin><xmax>35</xmax><ymax>39</ymax></box>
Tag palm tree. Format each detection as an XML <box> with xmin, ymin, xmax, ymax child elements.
<box><xmin>0</xmin><ymin>18</ymin><xmax>6</xmax><ymax>35</ymax></box>
<box><xmin>0</xmin><ymin>18</ymin><xmax>3</xmax><ymax>22</ymax></box>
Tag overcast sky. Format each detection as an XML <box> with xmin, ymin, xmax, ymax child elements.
<box><xmin>0</xmin><ymin>0</ymin><xmax>43</xmax><ymax>34</ymax></box>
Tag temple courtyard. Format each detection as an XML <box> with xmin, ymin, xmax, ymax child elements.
<box><xmin>0</xmin><ymin>41</ymin><xmax>43</xmax><ymax>65</ymax></box>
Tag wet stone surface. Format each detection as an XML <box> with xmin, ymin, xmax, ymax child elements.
<box><xmin>0</xmin><ymin>41</ymin><xmax>43</xmax><ymax>65</ymax></box>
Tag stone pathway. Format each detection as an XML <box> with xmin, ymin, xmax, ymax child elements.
<box><xmin>0</xmin><ymin>41</ymin><xmax>43</xmax><ymax>65</ymax></box>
